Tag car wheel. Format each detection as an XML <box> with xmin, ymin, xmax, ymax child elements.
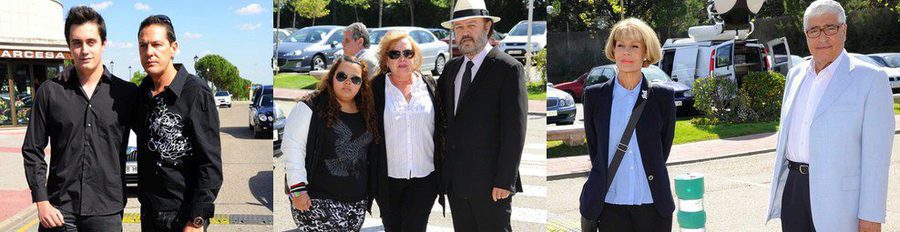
<box><xmin>312</xmin><ymin>55</ymin><xmax>326</xmax><ymax>71</ymax></box>
<box><xmin>432</xmin><ymin>55</ymin><xmax>446</xmax><ymax>76</ymax></box>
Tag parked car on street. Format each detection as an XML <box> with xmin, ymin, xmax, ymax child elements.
<box><xmin>442</xmin><ymin>29</ymin><xmax>504</xmax><ymax>57</ymax></box>
<box><xmin>273</xmin><ymin>104</ymin><xmax>285</xmax><ymax>157</ymax></box>
<box><xmin>427</xmin><ymin>28</ymin><xmax>450</xmax><ymax>41</ymax></box>
<box><xmin>276</xmin><ymin>26</ymin><xmax>345</xmax><ymax>72</ymax></box>
<box><xmin>249</xmin><ymin>85</ymin><xmax>274</xmax><ymax>138</ymax></box>
<box><xmin>851</xmin><ymin>53</ymin><xmax>900</xmax><ymax>93</ymax></box>
<box><xmin>370</xmin><ymin>26</ymin><xmax>450</xmax><ymax>75</ymax></box>
<box><xmin>658</xmin><ymin>37</ymin><xmax>791</xmax><ymax>89</ymax></box>
<box><xmin>498</xmin><ymin>20</ymin><xmax>547</xmax><ymax>64</ymax></box>
<box><xmin>868</xmin><ymin>53</ymin><xmax>900</xmax><ymax>68</ymax></box>
<box><xmin>125</xmin><ymin>130</ymin><xmax>138</xmax><ymax>188</ymax></box>
<box><xmin>547</xmin><ymin>85</ymin><xmax>576</xmax><ymax>125</ymax></box>
<box><xmin>214</xmin><ymin>90</ymin><xmax>232</xmax><ymax>108</ymax></box>
<box><xmin>553</xmin><ymin>65</ymin><xmax>695</xmax><ymax>115</ymax></box>
<box><xmin>274</xmin><ymin>28</ymin><xmax>291</xmax><ymax>43</ymax></box>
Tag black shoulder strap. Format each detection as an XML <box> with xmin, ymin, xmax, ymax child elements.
<box><xmin>605</xmin><ymin>87</ymin><xmax>651</xmax><ymax>193</ymax></box>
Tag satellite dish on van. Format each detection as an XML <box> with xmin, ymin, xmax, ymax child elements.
<box><xmin>688</xmin><ymin>24</ymin><xmax>751</xmax><ymax>41</ymax></box>
<box><xmin>708</xmin><ymin>0</ymin><xmax>765</xmax><ymax>30</ymax></box>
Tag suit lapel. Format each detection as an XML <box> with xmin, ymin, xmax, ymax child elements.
<box><xmin>455</xmin><ymin>47</ymin><xmax>499</xmax><ymax>115</ymax></box>
<box><xmin>445</xmin><ymin>58</ymin><xmax>462</xmax><ymax>123</ymax></box>
<box><xmin>781</xmin><ymin>62</ymin><xmax>808</xmax><ymax>130</ymax></box>
<box><xmin>813</xmin><ymin>54</ymin><xmax>855</xmax><ymax>121</ymax></box>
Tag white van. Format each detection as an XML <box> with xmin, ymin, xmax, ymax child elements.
<box><xmin>658</xmin><ymin>36</ymin><xmax>792</xmax><ymax>88</ymax></box>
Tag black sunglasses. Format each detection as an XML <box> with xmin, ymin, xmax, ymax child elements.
<box><xmin>335</xmin><ymin>72</ymin><xmax>362</xmax><ymax>85</ymax></box>
<box><xmin>388</xmin><ymin>50</ymin><xmax>415</xmax><ymax>60</ymax></box>
<box><xmin>152</xmin><ymin>14</ymin><xmax>173</xmax><ymax>26</ymax></box>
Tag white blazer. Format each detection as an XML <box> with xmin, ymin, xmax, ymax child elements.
<box><xmin>766</xmin><ymin>52</ymin><xmax>894</xmax><ymax>231</ymax></box>
<box><xmin>282</xmin><ymin>102</ymin><xmax>313</xmax><ymax>195</ymax></box>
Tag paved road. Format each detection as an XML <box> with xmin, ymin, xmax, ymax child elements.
<box><xmin>274</xmin><ymin>100</ymin><xmax>548</xmax><ymax>231</ymax></box>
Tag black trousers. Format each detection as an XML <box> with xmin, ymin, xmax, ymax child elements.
<box><xmin>781</xmin><ymin>163</ymin><xmax>816</xmax><ymax>232</ymax></box>
<box><xmin>140</xmin><ymin>207</ymin><xmax>210</xmax><ymax>232</ymax></box>
<box><xmin>581</xmin><ymin>204</ymin><xmax>671</xmax><ymax>232</ymax></box>
<box><xmin>38</xmin><ymin>209</ymin><xmax>122</xmax><ymax>232</ymax></box>
<box><xmin>448</xmin><ymin>194</ymin><xmax>512</xmax><ymax>232</ymax></box>
<box><xmin>380</xmin><ymin>173</ymin><xmax>439</xmax><ymax>232</ymax></box>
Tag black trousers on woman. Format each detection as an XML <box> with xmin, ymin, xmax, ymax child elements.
<box><xmin>380</xmin><ymin>172</ymin><xmax>439</xmax><ymax>232</ymax></box>
<box><xmin>581</xmin><ymin>204</ymin><xmax>672</xmax><ymax>232</ymax></box>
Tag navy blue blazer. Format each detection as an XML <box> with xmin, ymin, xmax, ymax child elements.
<box><xmin>578</xmin><ymin>77</ymin><xmax>676</xmax><ymax>220</ymax></box>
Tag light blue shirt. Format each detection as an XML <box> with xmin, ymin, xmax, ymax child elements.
<box><xmin>605</xmin><ymin>77</ymin><xmax>654</xmax><ymax>205</ymax></box>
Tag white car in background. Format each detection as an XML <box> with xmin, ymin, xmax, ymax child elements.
<box><xmin>214</xmin><ymin>90</ymin><xmax>232</xmax><ymax>108</ymax></box>
<box><xmin>499</xmin><ymin>20</ymin><xmax>547</xmax><ymax>64</ymax></box>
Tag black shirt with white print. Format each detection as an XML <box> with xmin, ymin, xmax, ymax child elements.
<box><xmin>309</xmin><ymin>112</ymin><xmax>373</xmax><ymax>202</ymax></box>
<box><xmin>136</xmin><ymin>65</ymin><xmax>223</xmax><ymax>220</ymax></box>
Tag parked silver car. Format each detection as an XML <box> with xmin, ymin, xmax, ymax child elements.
<box><xmin>276</xmin><ymin>26</ymin><xmax>345</xmax><ymax>72</ymax></box>
<box><xmin>369</xmin><ymin>27</ymin><xmax>450</xmax><ymax>76</ymax></box>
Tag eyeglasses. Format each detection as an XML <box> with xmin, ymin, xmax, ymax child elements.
<box><xmin>335</xmin><ymin>71</ymin><xmax>362</xmax><ymax>85</ymax></box>
<box><xmin>806</xmin><ymin>23</ymin><xmax>842</xmax><ymax>38</ymax></box>
<box><xmin>388</xmin><ymin>50</ymin><xmax>415</xmax><ymax>60</ymax></box>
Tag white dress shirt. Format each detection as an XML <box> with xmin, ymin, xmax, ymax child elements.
<box><xmin>454</xmin><ymin>44</ymin><xmax>492</xmax><ymax>114</ymax></box>
<box><xmin>786</xmin><ymin>51</ymin><xmax>846</xmax><ymax>163</ymax></box>
<box><xmin>384</xmin><ymin>73</ymin><xmax>436</xmax><ymax>179</ymax></box>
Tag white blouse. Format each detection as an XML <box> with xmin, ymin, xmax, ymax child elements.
<box><xmin>384</xmin><ymin>73</ymin><xmax>436</xmax><ymax>179</ymax></box>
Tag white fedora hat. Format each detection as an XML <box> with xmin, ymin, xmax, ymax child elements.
<box><xmin>441</xmin><ymin>0</ymin><xmax>501</xmax><ymax>29</ymax></box>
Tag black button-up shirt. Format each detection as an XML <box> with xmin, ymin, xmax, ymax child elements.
<box><xmin>136</xmin><ymin>65</ymin><xmax>223</xmax><ymax>219</ymax></box>
<box><xmin>22</xmin><ymin>66</ymin><xmax>139</xmax><ymax>216</ymax></box>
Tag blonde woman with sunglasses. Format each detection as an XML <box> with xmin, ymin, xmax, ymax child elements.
<box><xmin>369</xmin><ymin>31</ymin><xmax>445</xmax><ymax>232</ymax></box>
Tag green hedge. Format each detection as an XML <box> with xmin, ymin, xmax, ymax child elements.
<box><xmin>692</xmin><ymin>71</ymin><xmax>786</xmax><ymax>125</ymax></box>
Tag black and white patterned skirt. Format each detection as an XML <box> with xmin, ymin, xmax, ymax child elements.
<box><xmin>291</xmin><ymin>198</ymin><xmax>368</xmax><ymax>231</ymax></box>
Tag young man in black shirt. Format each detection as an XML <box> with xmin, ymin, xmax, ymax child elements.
<box><xmin>133</xmin><ymin>15</ymin><xmax>223</xmax><ymax>231</ymax></box>
<box><xmin>22</xmin><ymin>6</ymin><xmax>139</xmax><ymax>231</ymax></box>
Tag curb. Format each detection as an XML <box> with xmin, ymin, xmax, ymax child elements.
<box><xmin>0</xmin><ymin>206</ymin><xmax>36</xmax><ymax>232</ymax></box>
<box><xmin>547</xmin><ymin>129</ymin><xmax>900</xmax><ymax>181</ymax></box>
<box><xmin>274</xmin><ymin>96</ymin><xmax>300</xmax><ymax>102</ymax></box>
<box><xmin>122</xmin><ymin>213</ymin><xmax>273</xmax><ymax>225</ymax></box>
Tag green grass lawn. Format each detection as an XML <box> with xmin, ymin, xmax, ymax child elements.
<box><xmin>528</xmin><ymin>91</ymin><xmax>546</xmax><ymax>100</ymax></box>
<box><xmin>895</xmin><ymin>102</ymin><xmax>899</xmax><ymax>114</ymax></box>
<box><xmin>274</xmin><ymin>73</ymin><xmax>318</xmax><ymax>90</ymax></box>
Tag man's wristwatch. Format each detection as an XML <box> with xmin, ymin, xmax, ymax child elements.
<box><xmin>192</xmin><ymin>217</ymin><xmax>205</xmax><ymax>228</ymax></box>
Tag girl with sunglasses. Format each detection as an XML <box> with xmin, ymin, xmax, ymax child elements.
<box><xmin>371</xmin><ymin>31</ymin><xmax>445</xmax><ymax>231</ymax></box>
<box><xmin>282</xmin><ymin>55</ymin><xmax>380</xmax><ymax>231</ymax></box>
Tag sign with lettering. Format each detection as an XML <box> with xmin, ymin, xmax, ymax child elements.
<box><xmin>0</xmin><ymin>49</ymin><xmax>70</xmax><ymax>60</ymax></box>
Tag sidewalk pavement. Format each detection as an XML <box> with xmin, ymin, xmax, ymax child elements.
<box><xmin>547</xmin><ymin>115</ymin><xmax>900</xmax><ymax>180</ymax></box>
<box><xmin>0</xmin><ymin>128</ymin><xmax>39</xmax><ymax>231</ymax></box>
<box><xmin>274</xmin><ymin>87</ymin><xmax>547</xmax><ymax>115</ymax></box>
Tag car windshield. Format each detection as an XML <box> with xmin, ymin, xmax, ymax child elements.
<box><xmin>261</xmin><ymin>94</ymin><xmax>273</xmax><ymax>107</ymax></box>
<box><xmin>881</xmin><ymin>54</ymin><xmax>900</xmax><ymax>68</ymax></box>
<box><xmin>287</xmin><ymin>27</ymin><xmax>331</xmax><ymax>43</ymax></box>
<box><xmin>852</xmin><ymin>55</ymin><xmax>884</xmax><ymax>67</ymax></box>
<box><xmin>508</xmin><ymin>22</ymin><xmax>546</xmax><ymax>36</ymax></box>
<box><xmin>215</xmin><ymin>91</ymin><xmax>229</xmax><ymax>96</ymax></box>
<box><xmin>370</xmin><ymin>30</ymin><xmax>389</xmax><ymax>44</ymax></box>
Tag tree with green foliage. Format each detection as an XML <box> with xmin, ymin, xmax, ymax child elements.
<box><xmin>293</xmin><ymin>0</ymin><xmax>331</xmax><ymax>26</ymax></box>
<box><xmin>130</xmin><ymin>71</ymin><xmax>144</xmax><ymax>85</ymax></box>
<box><xmin>337</xmin><ymin>0</ymin><xmax>371</xmax><ymax>21</ymax></box>
<box><xmin>194</xmin><ymin>54</ymin><xmax>253</xmax><ymax>100</ymax></box>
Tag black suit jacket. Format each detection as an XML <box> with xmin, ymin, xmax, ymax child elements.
<box><xmin>578</xmin><ymin>77</ymin><xmax>676</xmax><ymax>220</ymax></box>
<box><xmin>371</xmin><ymin>72</ymin><xmax>446</xmax><ymax>206</ymax></box>
<box><xmin>437</xmin><ymin>47</ymin><xmax>527</xmax><ymax>201</ymax></box>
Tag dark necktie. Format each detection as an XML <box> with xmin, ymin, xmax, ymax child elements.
<box><xmin>459</xmin><ymin>61</ymin><xmax>475</xmax><ymax>109</ymax></box>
